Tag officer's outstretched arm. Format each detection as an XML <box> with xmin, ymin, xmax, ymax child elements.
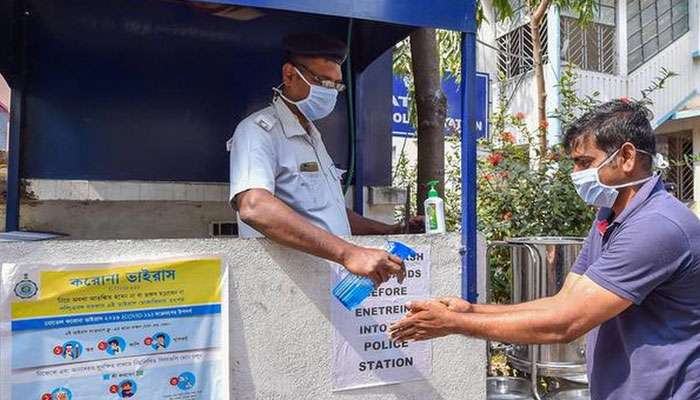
<box><xmin>236</xmin><ymin>189</ymin><xmax>406</xmax><ymax>285</ymax></box>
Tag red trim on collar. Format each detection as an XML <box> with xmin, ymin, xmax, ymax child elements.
<box><xmin>596</xmin><ymin>220</ymin><xmax>610</xmax><ymax>236</ymax></box>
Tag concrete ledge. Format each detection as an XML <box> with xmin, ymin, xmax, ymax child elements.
<box><xmin>0</xmin><ymin>234</ymin><xmax>486</xmax><ymax>400</ymax></box>
<box><xmin>368</xmin><ymin>187</ymin><xmax>407</xmax><ymax>206</ymax></box>
<box><xmin>25</xmin><ymin>179</ymin><xmax>229</xmax><ymax>202</ymax></box>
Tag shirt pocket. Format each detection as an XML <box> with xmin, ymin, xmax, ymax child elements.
<box><xmin>295</xmin><ymin>171</ymin><xmax>329</xmax><ymax>211</ymax></box>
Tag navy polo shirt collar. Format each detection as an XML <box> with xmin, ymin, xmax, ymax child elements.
<box><xmin>594</xmin><ymin>175</ymin><xmax>664</xmax><ymax>234</ymax></box>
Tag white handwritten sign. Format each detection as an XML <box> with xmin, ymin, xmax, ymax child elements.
<box><xmin>330</xmin><ymin>245</ymin><xmax>432</xmax><ymax>391</ymax></box>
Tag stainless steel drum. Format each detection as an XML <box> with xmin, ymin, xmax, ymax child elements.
<box><xmin>544</xmin><ymin>389</ymin><xmax>591</xmax><ymax>400</ymax></box>
<box><xmin>505</xmin><ymin>237</ymin><xmax>587</xmax><ymax>382</ymax></box>
<box><xmin>487</xmin><ymin>377</ymin><xmax>534</xmax><ymax>400</ymax></box>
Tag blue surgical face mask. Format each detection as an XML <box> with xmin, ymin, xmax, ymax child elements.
<box><xmin>273</xmin><ymin>67</ymin><xmax>338</xmax><ymax>121</ymax></box>
<box><xmin>570</xmin><ymin>148</ymin><xmax>656</xmax><ymax>208</ymax></box>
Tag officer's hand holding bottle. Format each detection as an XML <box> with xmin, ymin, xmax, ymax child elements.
<box><xmin>341</xmin><ymin>246</ymin><xmax>405</xmax><ymax>286</ymax></box>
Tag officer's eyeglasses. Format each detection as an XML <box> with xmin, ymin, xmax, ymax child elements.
<box><xmin>293</xmin><ymin>62</ymin><xmax>346</xmax><ymax>92</ymax></box>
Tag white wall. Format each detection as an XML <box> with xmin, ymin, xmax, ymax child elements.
<box><xmin>574</xmin><ymin>71</ymin><xmax>626</xmax><ymax>102</ymax></box>
<box><xmin>628</xmin><ymin>33</ymin><xmax>698</xmax><ymax>125</ymax></box>
<box><xmin>0</xmin><ymin>74</ymin><xmax>9</xmax><ymax>111</ymax></box>
<box><xmin>0</xmin><ymin>234</ymin><xmax>487</xmax><ymax>400</ymax></box>
<box><xmin>477</xmin><ymin>0</ymin><xmax>500</xmax><ymax>76</ymax></box>
<box><xmin>0</xmin><ymin>74</ymin><xmax>8</xmax><ymax>151</ymax></box>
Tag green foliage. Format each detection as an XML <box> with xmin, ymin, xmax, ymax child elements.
<box><xmin>478</xmin><ymin>77</ymin><xmax>596</xmax><ymax>302</ymax></box>
<box><xmin>554</xmin><ymin>63</ymin><xmax>601</xmax><ymax>130</ymax></box>
<box><xmin>394</xmin><ymin>65</ymin><xmax>601</xmax><ymax>303</ymax></box>
<box><xmin>639</xmin><ymin>67</ymin><xmax>679</xmax><ymax>101</ymax></box>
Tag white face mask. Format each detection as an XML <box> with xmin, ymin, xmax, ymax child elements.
<box><xmin>570</xmin><ymin>148</ymin><xmax>658</xmax><ymax>208</ymax></box>
<box><xmin>273</xmin><ymin>67</ymin><xmax>338</xmax><ymax>121</ymax></box>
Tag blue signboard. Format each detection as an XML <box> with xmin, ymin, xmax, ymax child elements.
<box><xmin>392</xmin><ymin>73</ymin><xmax>489</xmax><ymax>139</ymax></box>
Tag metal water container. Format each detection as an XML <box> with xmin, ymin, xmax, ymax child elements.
<box><xmin>487</xmin><ymin>236</ymin><xmax>589</xmax><ymax>400</ymax></box>
<box><xmin>487</xmin><ymin>377</ymin><xmax>534</xmax><ymax>400</ymax></box>
<box><xmin>504</xmin><ymin>237</ymin><xmax>588</xmax><ymax>383</ymax></box>
<box><xmin>544</xmin><ymin>388</ymin><xmax>590</xmax><ymax>400</ymax></box>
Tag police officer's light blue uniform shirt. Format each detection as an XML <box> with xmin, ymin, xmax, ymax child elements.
<box><xmin>228</xmin><ymin>96</ymin><xmax>351</xmax><ymax>238</ymax></box>
<box><xmin>571</xmin><ymin>175</ymin><xmax>700</xmax><ymax>399</ymax></box>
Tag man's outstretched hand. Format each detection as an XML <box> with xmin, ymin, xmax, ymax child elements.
<box><xmin>389</xmin><ymin>300</ymin><xmax>458</xmax><ymax>342</ymax></box>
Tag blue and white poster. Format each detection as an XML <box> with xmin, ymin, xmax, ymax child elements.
<box><xmin>392</xmin><ymin>73</ymin><xmax>490</xmax><ymax>139</ymax></box>
<box><xmin>0</xmin><ymin>257</ymin><xmax>229</xmax><ymax>400</ymax></box>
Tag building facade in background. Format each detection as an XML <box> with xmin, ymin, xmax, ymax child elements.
<box><xmin>0</xmin><ymin>74</ymin><xmax>8</xmax><ymax>151</ymax></box>
<box><xmin>478</xmin><ymin>0</ymin><xmax>700</xmax><ymax>210</ymax></box>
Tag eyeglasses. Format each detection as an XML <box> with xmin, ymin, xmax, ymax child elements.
<box><xmin>293</xmin><ymin>62</ymin><xmax>346</xmax><ymax>92</ymax></box>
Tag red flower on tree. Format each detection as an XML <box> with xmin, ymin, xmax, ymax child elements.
<box><xmin>488</xmin><ymin>153</ymin><xmax>504</xmax><ymax>166</ymax></box>
<box><xmin>539</xmin><ymin>120</ymin><xmax>549</xmax><ymax>130</ymax></box>
<box><xmin>500</xmin><ymin>131</ymin><xmax>516</xmax><ymax>144</ymax></box>
<box><xmin>515</xmin><ymin>112</ymin><xmax>526</xmax><ymax>121</ymax></box>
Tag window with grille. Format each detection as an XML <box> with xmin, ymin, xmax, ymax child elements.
<box><xmin>627</xmin><ymin>0</ymin><xmax>690</xmax><ymax>72</ymax></box>
<box><xmin>497</xmin><ymin>19</ymin><xmax>548</xmax><ymax>79</ymax></box>
<box><xmin>560</xmin><ymin>0</ymin><xmax>617</xmax><ymax>75</ymax></box>
<box><xmin>661</xmin><ymin>132</ymin><xmax>694</xmax><ymax>202</ymax></box>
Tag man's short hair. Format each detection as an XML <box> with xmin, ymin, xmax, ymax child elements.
<box><xmin>563</xmin><ymin>99</ymin><xmax>656</xmax><ymax>168</ymax></box>
<box><xmin>109</xmin><ymin>339</ymin><xmax>119</xmax><ymax>345</ymax></box>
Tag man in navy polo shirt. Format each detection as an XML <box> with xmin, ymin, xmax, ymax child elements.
<box><xmin>390</xmin><ymin>100</ymin><xmax>700</xmax><ymax>399</ymax></box>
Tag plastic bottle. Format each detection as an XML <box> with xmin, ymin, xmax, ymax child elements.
<box><xmin>424</xmin><ymin>180</ymin><xmax>446</xmax><ymax>234</ymax></box>
<box><xmin>333</xmin><ymin>241</ymin><xmax>417</xmax><ymax>310</ymax></box>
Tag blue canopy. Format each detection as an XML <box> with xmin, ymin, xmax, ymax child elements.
<box><xmin>193</xmin><ymin>0</ymin><xmax>475</xmax><ymax>31</ymax></box>
<box><xmin>1</xmin><ymin>0</ymin><xmax>480</xmax><ymax>302</ymax></box>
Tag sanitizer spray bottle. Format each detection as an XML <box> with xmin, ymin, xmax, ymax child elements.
<box><xmin>424</xmin><ymin>180</ymin><xmax>446</xmax><ymax>234</ymax></box>
<box><xmin>333</xmin><ymin>241</ymin><xmax>417</xmax><ymax>310</ymax></box>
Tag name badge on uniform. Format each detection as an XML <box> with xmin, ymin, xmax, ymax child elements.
<box><xmin>300</xmin><ymin>162</ymin><xmax>320</xmax><ymax>172</ymax></box>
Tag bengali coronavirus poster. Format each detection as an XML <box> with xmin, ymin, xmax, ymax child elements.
<box><xmin>0</xmin><ymin>257</ymin><xmax>229</xmax><ymax>400</ymax></box>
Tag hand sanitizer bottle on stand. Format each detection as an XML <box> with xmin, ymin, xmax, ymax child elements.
<box><xmin>424</xmin><ymin>180</ymin><xmax>446</xmax><ymax>234</ymax></box>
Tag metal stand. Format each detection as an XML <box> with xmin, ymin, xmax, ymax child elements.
<box><xmin>486</xmin><ymin>241</ymin><xmax>545</xmax><ymax>400</ymax></box>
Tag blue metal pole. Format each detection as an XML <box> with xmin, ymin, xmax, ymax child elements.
<box><xmin>460</xmin><ymin>31</ymin><xmax>478</xmax><ymax>303</ymax></box>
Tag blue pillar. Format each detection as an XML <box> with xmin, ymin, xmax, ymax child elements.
<box><xmin>460</xmin><ymin>31</ymin><xmax>478</xmax><ymax>303</ymax></box>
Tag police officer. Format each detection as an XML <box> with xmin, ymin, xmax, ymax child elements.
<box><xmin>228</xmin><ymin>33</ymin><xmax>420</xmax><ymax>286</ymax></box>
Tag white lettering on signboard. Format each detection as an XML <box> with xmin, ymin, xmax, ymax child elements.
<box><xmin>330</xmin><ymin>246</ymin><xmax>432</xmax><ymax>391</ymax></box>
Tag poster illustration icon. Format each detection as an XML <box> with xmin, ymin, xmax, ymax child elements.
<box><xmin>177</xmin><ymin>372</ymin><xmax>196</xmax><ymax>391</ymax></box>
